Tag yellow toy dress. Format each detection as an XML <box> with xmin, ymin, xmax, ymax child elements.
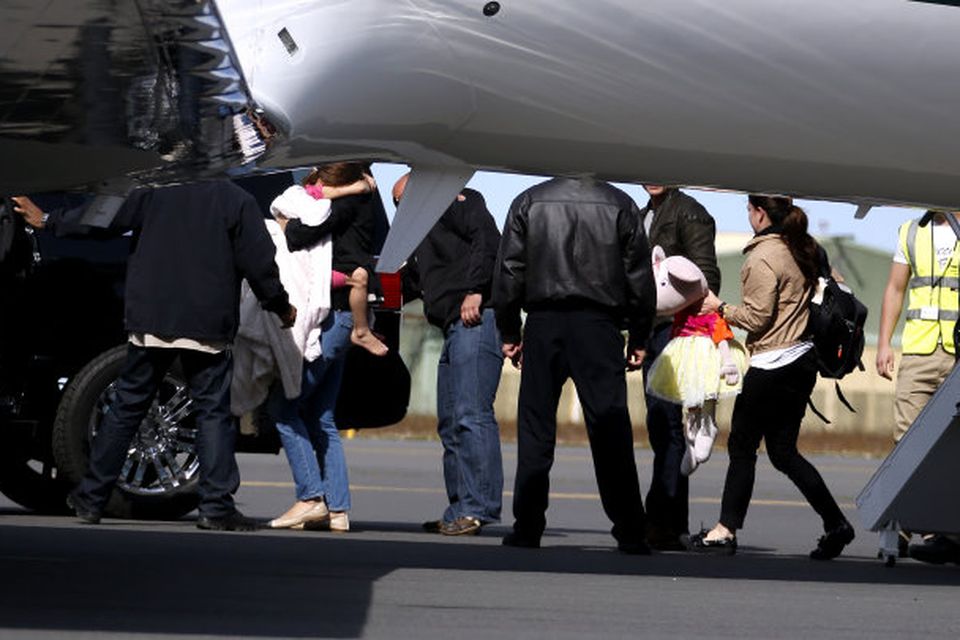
<box><xmin>647</xmin><ymin>308</ymin><xmax>747</xmax><ymax>408</ymax></box>
<box><xmin>646</xmin><ymin>307</ymin><xmax>748</xmax><ymax>475</ymax></box>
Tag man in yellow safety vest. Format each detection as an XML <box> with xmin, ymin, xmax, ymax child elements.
<box><xmin>876</xmin><ymin>209</ymin><xmax>960</xmax><ymax>565</ymax></box>
<box><xmin>877</xmin><ymin>210</ymin><xmax>960</xmax><ymax>440</ymax></box>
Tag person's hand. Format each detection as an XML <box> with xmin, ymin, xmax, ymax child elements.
<box><xmin>626</xmin><ymin>347</ymin><xmax>645</xmax><ymax>371</ymax></box>
<box><xmin>502</xmin><ymin>342</ymin><xmax>523</xmax><ymax>369</ymax></box>
<box><xmin>279</xmin><ymin>304</ymin><xmax>297</xmax><ymax>328</ymax></box>
<box><xmin>701</xmin><ymin>290</ymin><xmax>722</xmax><ymax>315</ymax></box>
<box><xmin>363</xmin><ymin>173</ymin><xmax>377</xmax><ymax>193</ymax></box>
<box><xmin>275</xmin><ymin>214</ymin><xmax>289</xmax><ymax>232</ymax></box>
<box><xmin>11</xmin><ymin>196</ymin><xmax>45</xmax><ymax>229</ymax></box>
<box><xmin>876</xmin><ymin>344</ymin><xmax>895</xmax><ymax>380</ymax></box>
<box><xmin>460</xmin><ymin>293</ymin><xmax>483</xmax><ymax>327</ymax></box>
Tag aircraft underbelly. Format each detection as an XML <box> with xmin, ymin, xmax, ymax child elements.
<box><xmin>234</xmin><ymin>0</ymin><xmax>960</xmax><ymax>207</ymax></box>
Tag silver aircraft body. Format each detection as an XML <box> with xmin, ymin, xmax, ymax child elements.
<box><xmin>3</xmin><ymin>0</ymin><xmax>960</xmax><ymax>266</ymax></box>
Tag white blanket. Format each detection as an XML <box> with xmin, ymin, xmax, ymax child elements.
<box><xmin>230</xmin><ymin>186</ymin><xmax>334</xmax><ymax>416</ymax></box>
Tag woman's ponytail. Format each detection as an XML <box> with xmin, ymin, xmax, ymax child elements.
<box><xmin>748</xmin><ymin>195</ymin><xmax>819</xmax><ymax>287</ymax></box>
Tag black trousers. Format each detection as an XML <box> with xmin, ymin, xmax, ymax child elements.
<box><xmin>76</xmin><ymin>344</ymin><xmax>240</xmax><ymax>518</ymax></box>
<box><xmin>719</xmin><ymin>352</ymin><xmax>846</xmax><ymax>532</ymax></box>
<box><xmin>512</xmin><ymin>308</ymin><xmax>646</xmax><ymax>544</ymax></box>
<box><xmin>642</xmin><ymin>322</ymin><xmax>688</xmax><ymax>536</ymax></box>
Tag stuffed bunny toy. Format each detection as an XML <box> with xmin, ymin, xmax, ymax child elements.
<box><xmin>645</xmin><ymin>246</ymin><xmax>747</xmax><ymax>475</ymax></box>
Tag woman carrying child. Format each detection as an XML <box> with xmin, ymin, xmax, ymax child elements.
<box><xmin>264</xmin><ymin>163</ymin><xmax>383</xmax><ymax>531</ymax></box>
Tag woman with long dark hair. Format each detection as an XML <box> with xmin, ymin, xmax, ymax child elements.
<box><xmin>692</xmin><ymin>195</ymin><xmax>855</xmax><ymax>560</ymax></box>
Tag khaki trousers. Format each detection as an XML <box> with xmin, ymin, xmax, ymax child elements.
<box><xmin>894</xmin><ymin>346</ymin><xmax>956</xmax><ymax>442</ymax></box>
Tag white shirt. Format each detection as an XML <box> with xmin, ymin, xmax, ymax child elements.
<box><xmin>893</xmin><ymin>221</ymin><xmax>958</xmax><ymax>271</ymax></box>
<box><xmin>749</xmin><ymin>340</ymin><xmax>813</xmax><ymax>370</ymax></box>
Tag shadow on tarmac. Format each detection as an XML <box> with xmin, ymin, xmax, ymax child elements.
<box><xmin>1</xmin><ymin>522</ymin><xmax>959</xmax><ymax>638</ymax></box>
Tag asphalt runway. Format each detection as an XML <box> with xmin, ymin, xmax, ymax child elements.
<box><xmin>1</xmin><ymin>438</ymin><xmax>958</xmax><ymax>639</ymax></box>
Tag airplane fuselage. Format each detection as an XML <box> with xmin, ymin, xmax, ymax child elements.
<box><xmin>220</xmin><ymin>0</ymin><xmax>960</xmax><ymax>210</ymax></box>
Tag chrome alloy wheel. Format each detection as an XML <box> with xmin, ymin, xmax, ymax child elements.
<box><xmin>90</xmin><ymin>376</ymin><xmax>200</xmax><ymax>496</ymax></box>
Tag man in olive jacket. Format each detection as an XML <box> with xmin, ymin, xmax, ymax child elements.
<box><xmin>640</xmin><ymin>185</ymin><xmax>720</xmax><ymax>550</ymax></box>
<box><xmin>494</xmin><ymin>177</ymin><xmax>656</xmax><ymax>553</ymax></box>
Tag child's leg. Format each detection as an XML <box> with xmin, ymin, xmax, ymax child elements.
<box><xmin>346</xmin><ymin>267</ymin><xmax>388</xmax><ymax>356</ymax></box>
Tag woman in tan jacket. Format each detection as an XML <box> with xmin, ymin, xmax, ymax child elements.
<box><xmin>690</xmin><ymin>195</ymin><xmax>854</xmax><ymax>560</ymax></box>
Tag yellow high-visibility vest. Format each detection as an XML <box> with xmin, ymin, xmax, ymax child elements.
<box><xmin>899</xmin><ymin>219</ymin><xmax>959</xmax><ymax>355</ymax></box>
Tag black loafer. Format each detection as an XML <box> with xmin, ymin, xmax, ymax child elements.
<box><xmin>66</xmin><ymin>493</ymin><xmax>101</xmax><ymax>525</ymax></box>
<box><xmin>810</xmin><ymin>521</ymin><xmax>855</xmax><ymax>560</ymax></box>
<box><xmin>688</xmin><ymin>529</ymin><xmax>737</xmax><ymax>555</ymax></box>
<box><xmin>618</xmin><ymin>540</ymin><xmax>652</xmax><ymax>555</ymax></box>
<box><xmin>502</xmin><ymin>532</ymin><xmax>541</xmax><ymax>549</ymax></box>
<box><xmin>196</xmin><ymin>511</ymin><xmax>261</xmax><ymax>532</ymax></box>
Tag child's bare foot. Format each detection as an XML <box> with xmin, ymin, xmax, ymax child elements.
<box><xmin>352</xmin><ymin>328</ymin><xmax>388</xmax><ymax>356</ymax></box>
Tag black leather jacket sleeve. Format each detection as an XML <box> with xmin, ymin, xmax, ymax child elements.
<box><xmin>493</xmin><ymin>191</ymin><xmax>528</xmax><ymax>344</ymax></box>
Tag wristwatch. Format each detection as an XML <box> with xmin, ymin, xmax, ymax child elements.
<box><xmin>717</xmin><ymin>302</ymin><xmax>726</xmax><ymax>318</ymax></box>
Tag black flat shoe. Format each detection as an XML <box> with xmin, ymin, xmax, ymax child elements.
<box><xmin>618</xmin><ymin>540</ymin><xmax>652</xmax><ymax>555</ymax></box>
<box><xmin>196</xmin><ymin>511</ymin><xmax>261</xmax><ymax>532</ymax></box>
<box><xmin>810</xmin><ymin>521</ymin><xmax>855</xmax><ymax>560</ymax></box>
<box><xmin>688</xmin><ymin>529</ymin><xmax>737</xmax><ymax>555</ymax></box>
<box><xmin>502</xmin><ymin>532</ymin><xmax>540</xmax><ymax>549</ymax></box>
<box><xmin>66</xmin><ymin>493</ymin><xmax>101</xmax><ymax>525</ymax></box>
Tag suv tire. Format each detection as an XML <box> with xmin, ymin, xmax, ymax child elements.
<box><xmin>52</xmin><ymin>345</ymin><xmax>200</xmax><ymax>520</ymax></box>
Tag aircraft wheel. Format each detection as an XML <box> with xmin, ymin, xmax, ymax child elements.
<box><xmin>52</xmin><ymin>346</ymin><xmax>199</xmax><ymax>520</ymax></box>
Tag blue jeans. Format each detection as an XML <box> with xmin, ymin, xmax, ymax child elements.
<box><xmin>437</xmin><ymin>308</ymin><xmax>504</xmax><ymax>523</ymax></box>
<box><xmin>268</xmin><ymin>311</ymin><xmax>352</xmax><ymax>511</ymax></box>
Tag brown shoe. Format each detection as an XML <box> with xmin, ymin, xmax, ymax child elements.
<box><xmin>440</xmin><ymin>516</ymin><xmax>482</xmax><ymax>536</ymax></box>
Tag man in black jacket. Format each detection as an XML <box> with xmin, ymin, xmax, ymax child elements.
<box><xmin>639</xmin><ymin>185</ymin><xmax>720</xmax><ymax>550</ymax></box>
<box><xmin>494</xmin><ymin>177</ymin><xmax>656</xmax><ymax>553</ymax></box>
<box><xmin>14</xmin><ymin>181</ymin><xmax>295</xmax><ymax>530</ymax></box>
<box><xmin>394</xmin><ymin>174</ymin><xmax>504</xmax><ymax>536</ymax></box>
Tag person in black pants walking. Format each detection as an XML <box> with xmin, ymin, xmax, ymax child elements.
<box><xmin>639</xmin><ymin>185</ymin><xmax>721</xmax><ymax>550</ymax></box>
<box><xmin>493</xmin><ymin>177</ymin><xmax>656</xmax><ymax>553</ymax></box>
<box><xmin>693</xmin><ymin>195</ymin><xmax>855</xmax><ymax>559</ymax></box>
<box><xmin>14</xmin><ymin>181</ymin><xmax>296</xmax><ymax>531</ymax></box>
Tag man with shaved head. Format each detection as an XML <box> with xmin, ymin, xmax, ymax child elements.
<box><xmin>394</xmin><ymin>173</ymin><xmax>504</xmax><ymax>536</ymax></box>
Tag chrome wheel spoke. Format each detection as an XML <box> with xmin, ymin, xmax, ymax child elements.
<box><xmin>158</xmin><ymin>386</ymin><xmax>193</xmax><ymax>426</ymax></box>
<box><xmin>130</xmin><ymin>455</ymin><xmax>148</xmax><ymax>488</ymax></box>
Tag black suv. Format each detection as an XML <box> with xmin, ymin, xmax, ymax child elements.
<box><xmin>0</xmin><ymin>173</ymin><xmax>409</xmax><ymax>518</ymax></box>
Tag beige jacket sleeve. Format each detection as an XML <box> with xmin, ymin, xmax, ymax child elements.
<box><xmin>725</xmin><ymin>256</ymin><xmax>778</xmax><ymax>335</ymax></box>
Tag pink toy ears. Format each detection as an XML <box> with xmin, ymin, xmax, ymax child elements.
<box><xmin>652</xmin><ymin>245</ymin><xmax>667</xmax><ymax>268</ymax></box>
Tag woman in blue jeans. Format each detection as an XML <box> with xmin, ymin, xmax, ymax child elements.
<box><xmin>267</xmin><ymin>311</ymin><xmax>354</xmax><ymax>531</ymax></box>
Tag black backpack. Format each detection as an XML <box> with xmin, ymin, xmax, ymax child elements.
<box><xmin>805</xmin><ymin>248</ymin><xmax>868</xmax><ymax>422</ymax></box>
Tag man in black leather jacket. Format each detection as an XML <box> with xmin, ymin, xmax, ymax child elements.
<box><xmin>493</xmin><ymin>177</ymin><xmax>656</xmax><ymax>553</ymax></box>
<box><xmin>639</xmin><ymin>185</ymin><xmax>720</xmax><ymax>550</ymax></box>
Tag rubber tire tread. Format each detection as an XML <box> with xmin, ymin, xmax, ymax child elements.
<box><xmin>52</xmin><ymin>345</ymin><xmax>199</xmax><ymax>520</ymax></box>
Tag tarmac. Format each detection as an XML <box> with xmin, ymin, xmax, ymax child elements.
<box><xmin>1</xmin><ymin>438</ymin><xmax>958</xmax><ymax>639</ymax></box>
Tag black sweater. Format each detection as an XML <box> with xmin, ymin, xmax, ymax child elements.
<box><xmin>48</xmin><ymin>181</ymin><xmax>289</xmax><ymax>342</ymax></box>
<box><xmin>284</xmin><ymin>191</ymin><xmax>388</xmax><ymax>310</ymax></box>
<box><xmin>402</xmin><ymin>189</ymin><xmax>501</xmax><ymax>331</ymax></box>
